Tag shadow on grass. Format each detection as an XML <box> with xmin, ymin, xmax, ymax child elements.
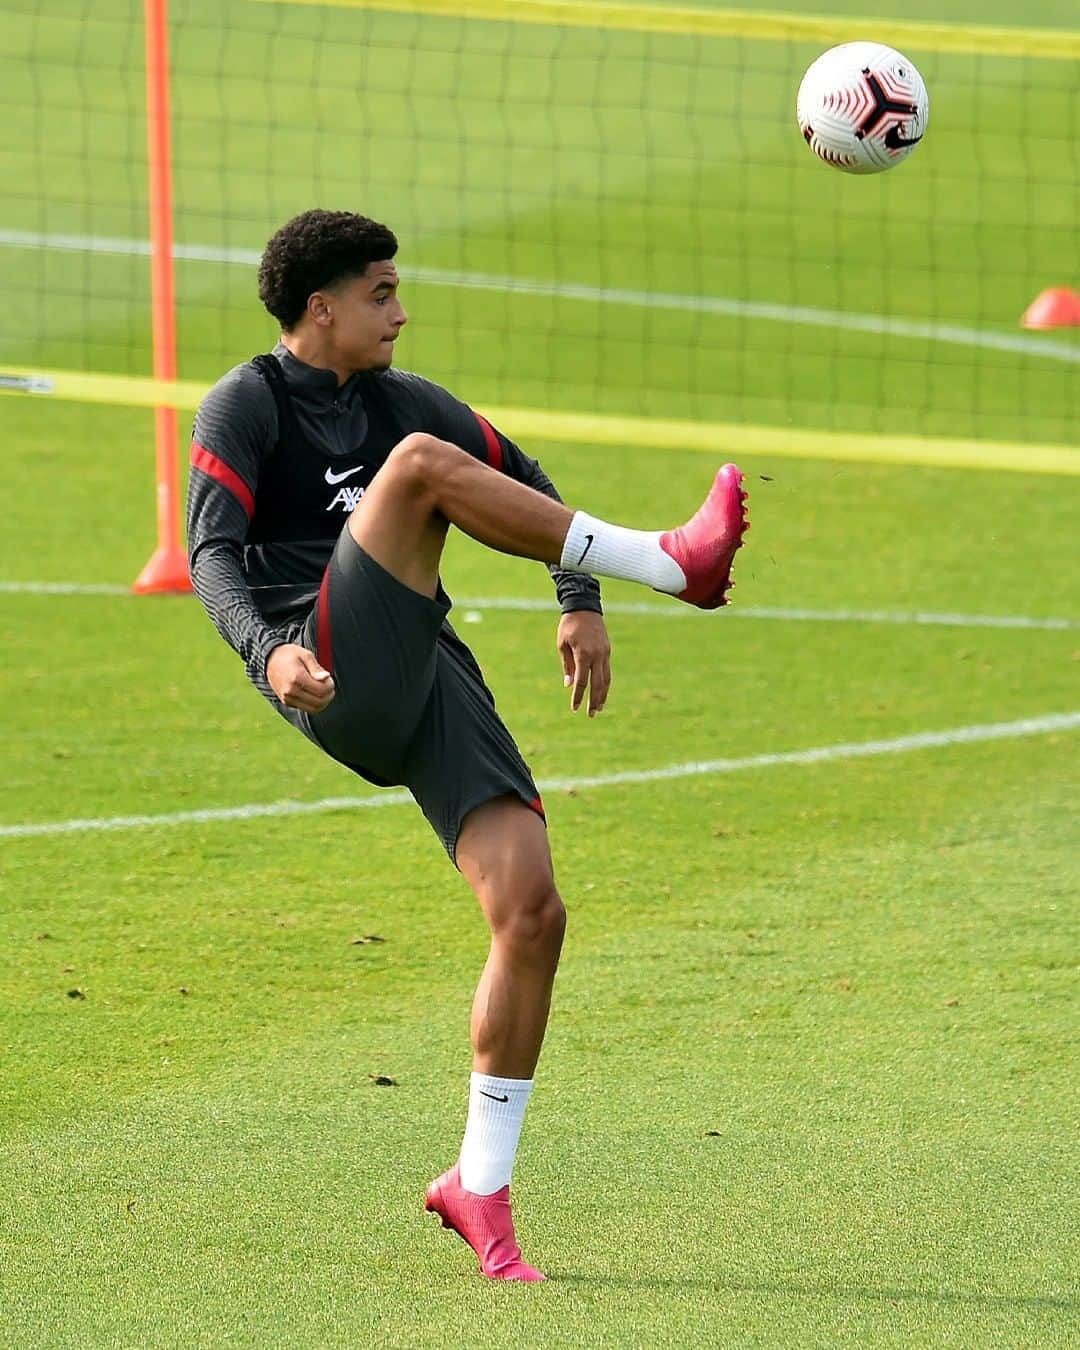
<box><xmin>549</xmin><ymin>1274</ymin><xmax>1075</xmax><ymax>1313</ymax></box>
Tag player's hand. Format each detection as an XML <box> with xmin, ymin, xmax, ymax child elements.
<box><xmin>557</xmin><ymin>611</ymin><xmax>611</xmax><ymax>717</ymax></box>
<box><xmin>266</xmin><ymin>644</ymin><xmax>336</xmax><ymax>713</ymax></box>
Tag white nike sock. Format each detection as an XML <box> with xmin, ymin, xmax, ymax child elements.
<box><xmin>559</xmin><ymin>511</ymin><xmax>686</xmax><ymax>593</ymax></box>
<box><xmin>457</xmin><ymin>1073</ymin><xmax>533</xmax><ymax>1196</ymax></box>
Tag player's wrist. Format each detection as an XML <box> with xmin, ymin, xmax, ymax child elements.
<box><xmin>260</xmin><ymin>637</ymin><xmax>291</xmax><ymax>682</ymax></box>
<box><xmin>559</xmin><ymin>596</ymin><xmax>603</xmax><ymax>617</ymax></box>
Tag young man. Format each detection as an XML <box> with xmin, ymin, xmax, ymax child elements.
<box><xmin>187</xmin><ymin>209</ymin><xmax>748</xmax><ymax>1282</ymax></box>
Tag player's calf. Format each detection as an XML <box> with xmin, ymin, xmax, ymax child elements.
<box><xmin>459</xmin><ymin>798</ymin><xmax>564</xmax><ymax>1078</ymax></box>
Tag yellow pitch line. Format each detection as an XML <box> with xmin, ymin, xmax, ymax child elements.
<box><xmin>247</xmin><ymin>0</ymin><xmax>1080</xmax><ymax>61</ymax></box>
<box><xmin>3</xmin><ymin>366</ymin><xmax>1077</xmax><ymax>476</ymax></box>
<box><xmin>485</xmin><ymin>406</ymin><xmax>1080</xmax><ymax>476</ymax></box>
<box><xmin>0</xmin><ymin>368</ymin><xmax>206</xmax><ymax>411</ymax></box>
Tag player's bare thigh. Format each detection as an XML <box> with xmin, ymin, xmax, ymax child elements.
<box><xmin>346</xmin><ymin>432</ymin><xmax>454</xmax><ymax>599</ymax></box>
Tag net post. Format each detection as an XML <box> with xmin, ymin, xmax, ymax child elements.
<box><xmin>133</xmin><ymin>0</ymin><xmax>191</xmax><ymax>595</ymax></box>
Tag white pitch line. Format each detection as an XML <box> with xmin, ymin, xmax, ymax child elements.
<box><xmin>0</xmin><ymin>581</ymin><xmax>132</xmax><ymax>595</ymax></box>
<box><xmin>1</xmin><ymin>711</ymin><xmax>1077</xmax><ymax>841</ymax></box>
<box><xmin>1</xmin><ymin>581</ymin><xmax>1077</xmax><ymax>631</ymax></box>
<box><xmin>1</xmin><ymin>228</ymin><xmax>1076</xmax><ymax>366</ymax></box>
<box><xmin>455</xmin><ymin>596</ymin><xmax>1080</xmax><ymax>632</ymax></box>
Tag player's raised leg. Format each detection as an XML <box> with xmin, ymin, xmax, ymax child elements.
<box><xmin>348</xmin><ymin>433</ymin><xmax>748</xmax><ymax>610</ymax></box>
<box><xmin>425</xmin><ymin>796</ymin><xmax>562</xmax><ymax>1282</ymax></box>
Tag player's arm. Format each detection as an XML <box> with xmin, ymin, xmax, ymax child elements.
<box><xmin>186</xmin><ymin>368</ymin><xmax>334</xmax><ymax>711</ymax></box>
<box><xmin>471</xmin><ymin>411</ymin><xmax>611</xmax><ymax>715</ymax></box>
<box><xmin>407</xmin><ymin>376</ymin><xmax>610</xmax><ymax>715</ymax></box>
<box><xmin>471</xmin><ymin>411</ymin><xmax>606</xmax><ymax>618</ymax></box>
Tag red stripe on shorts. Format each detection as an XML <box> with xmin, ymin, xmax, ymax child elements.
<box><xmin>474</xmin><ymin>412</ymin><xmax>503</xmax><ymax>472</ymax></box>
<box><xmin>190</xmin><ymin>443</ymin><xmax>255</xmax><ymax>519</ymax></box>
<box><xmin>528</xmin><ymin>795</ymin><xmax>545</xmax><ymax>819</ymax></box>
<box><xmin>316</xmin><ymin>565</ymin><xmax>334</xmax><ymax>675</ymax></box>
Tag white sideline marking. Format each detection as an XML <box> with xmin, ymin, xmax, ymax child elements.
<box><xmin>1</xmin><ymin>711</ymin><xmax>1077</xmax><ymax>841</ymax></box>
<box><xmin>1</xmin><ymin>228</ymin><xmax>1077</xmax><ymax>366</ymax></box>
<box><xmin>456</xmin><ymin>596</ymin><xmax>1080</xmax><ymax>632</ymax></box>
<box><xmin>0</xmin><ymin>581</ymin><xmax>132</xmax><ymax>595</ymax></box>
<box><xmin>1</xmin><ymin>581</ymin><xmax>1077</xmax><ymax>631</ymax></box>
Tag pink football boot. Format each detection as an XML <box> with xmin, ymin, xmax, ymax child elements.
<box><xmin>659</xmin><ymin>462</ymin><xmax>749</xmax><ymax>608</ymax></box>
<box><xmin>425</xmin><ymin>1164</ymin><xmax>546</xmax><ymax>1282</ymax></box>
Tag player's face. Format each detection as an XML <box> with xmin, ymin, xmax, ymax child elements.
<box><xmin>328</xmin><ymin>261</ymin><xmax>407</xmax><ymax>371</ymax></box>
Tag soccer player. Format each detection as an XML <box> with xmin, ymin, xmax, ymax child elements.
<box><xmin>187</xmin><ymin>209</ymin><xmax>748</xmax><ymax>1282</ymax></box>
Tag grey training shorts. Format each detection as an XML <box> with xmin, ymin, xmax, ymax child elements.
<box><xmin>299</xmin><ymin>527</ymin><xmax>544</xmax><ymax>861</ymax></box>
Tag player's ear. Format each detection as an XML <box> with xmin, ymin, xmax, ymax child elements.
<box><xmin>307</xmin><ymin>291</ymin><xmax>333</xmax><ymax>326</ymax></box>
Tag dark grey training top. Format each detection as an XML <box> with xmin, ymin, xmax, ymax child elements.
<box><xmin>186</xmin><ymin>343</ymin><xmax>602</xmax><ymax>688</ymax></box>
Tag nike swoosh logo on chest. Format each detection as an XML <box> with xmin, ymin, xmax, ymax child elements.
<box><xmin>324</xmin><ymin>464</ymin><xmax>367</xmax><ymax>485</ymax></box>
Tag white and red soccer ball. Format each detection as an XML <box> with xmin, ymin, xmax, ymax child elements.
<box><xmin>797</xmin><ymin>42</ymin><xmax>930</xmax><ymax>174</ymax></box>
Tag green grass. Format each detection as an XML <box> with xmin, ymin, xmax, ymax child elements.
<box><xmin>2</xmin><ymin>395</ymin><xmax>1079</xmax><ymax>1344</ymax></box>
<box><xmin>1</xmin><ymin>2</ymin><xmax>1079</xmax><ymax>1343</ymax></box>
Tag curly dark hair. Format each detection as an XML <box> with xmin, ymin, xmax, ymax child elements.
<box><xmin>257</xmin><ymin>209</ymin><xmax>398</xmax><ymax>330</ymax></box>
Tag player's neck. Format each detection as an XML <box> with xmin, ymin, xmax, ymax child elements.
<box><xmin>279</xmin><ymin>333</ymin><xmax>354</xmax><ymax>387</ymax></box>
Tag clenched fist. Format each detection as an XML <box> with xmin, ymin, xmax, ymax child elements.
<box><xmin>266</xmin><ymin>644</ymin><xmax>336</xmax><ymax>712</ymax></box>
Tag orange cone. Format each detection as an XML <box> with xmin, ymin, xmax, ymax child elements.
<box><xmin>132</xmin><ymin>545</ymin><xmax>192</xmax><ymax>594</ymax></box>
<box><xmin>132</xmin><ymin>405</ymin><xmax>192</xmax><ymax>594</ymax></box>
<box><xmin>1021</xmin><ymin>287</ymin><xmax>1080</xmax><ymax>329</ymax></box>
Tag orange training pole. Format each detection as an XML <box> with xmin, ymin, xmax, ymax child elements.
<box><xmin>133</xmin><ymin>0</ymin><xmax>191</xmax><ymax>594</ymax></box>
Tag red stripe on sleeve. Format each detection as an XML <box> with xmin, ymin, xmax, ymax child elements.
<box><xmin>190</xmin><ymin>443</ymin><xmax>256</xmax><ymax>519</ymax></box>
<box><xmin>474</xmin><ymin>412</ymin><xmax>503</xmax><ymax>472</ymax></box>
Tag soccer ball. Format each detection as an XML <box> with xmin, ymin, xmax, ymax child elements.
<box><xmin>796</xmin><ymin>42</ymin><xmax>929</xmax><ymax>174</ymax></box>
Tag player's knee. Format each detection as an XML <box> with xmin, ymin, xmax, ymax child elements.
<box><xmin>498</xmin><ymin>884</ymin><xmax>566</xmax><ymax>962</ymax></box>
<box><xmin>385</xmin><ymin>432</ymin><xmax>445</xmax><ymax>494</ymax></box>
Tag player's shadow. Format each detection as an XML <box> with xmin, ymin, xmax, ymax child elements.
<box><xmin>550</xmin><ymin>1274</ymin><xmax>1075</xmax><ymax>1314</ymax></box>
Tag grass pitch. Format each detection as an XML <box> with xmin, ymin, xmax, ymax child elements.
<box><xmin>1</xmin><ymin>0</ymin><xmax>1079</xmax><ymax>1344</ymax></box>
<box><xmin>2</xmin><ymin>400</ymin><xmax>1078</xmax><ymax>1345</ymax></box>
